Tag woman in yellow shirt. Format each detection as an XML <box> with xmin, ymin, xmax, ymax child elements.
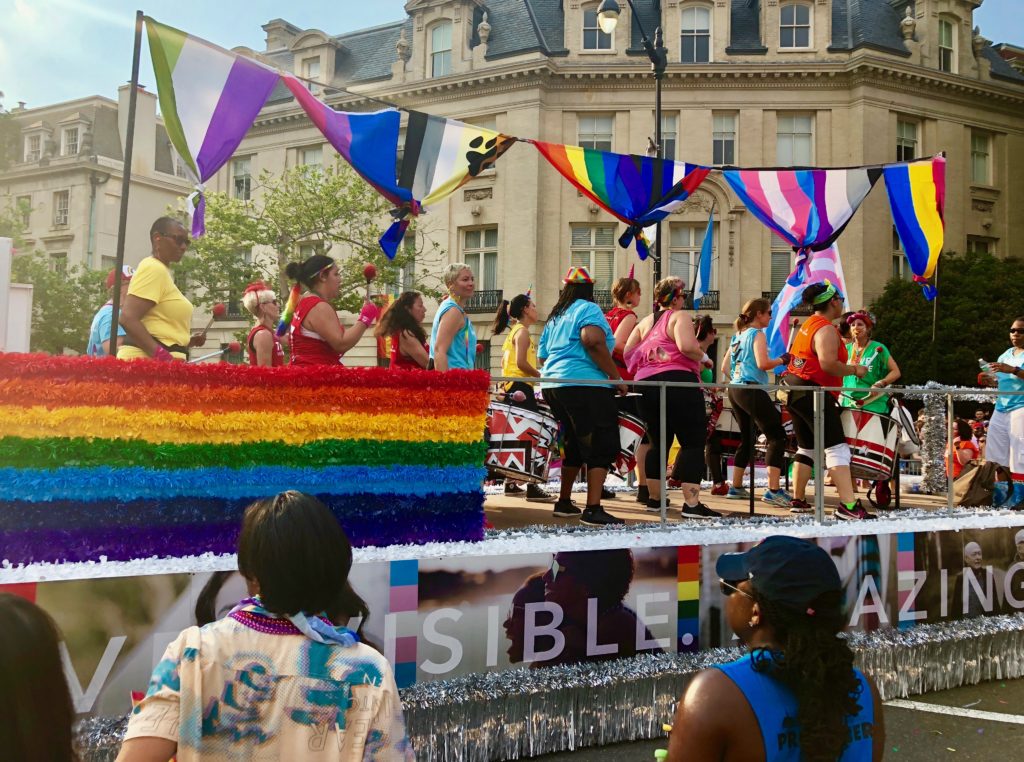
<box><xmin>117</xmin><ymin>217</ymin><xmax>205</xmax><ymax>361</ymax></box>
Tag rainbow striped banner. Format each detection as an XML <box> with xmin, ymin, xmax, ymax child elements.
<box><xmin>0</xmin><ymin>356</ymin><xmax>489</xmax><ymax>566</ymax></box>
<box><xmin>677</xmin><ymin>545</ymin><xmax>700</xmax><ymax>653</ymax></box>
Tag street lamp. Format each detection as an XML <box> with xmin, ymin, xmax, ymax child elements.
<box><xmin>596</xmin><ymin>0</ymin><xmax>669</xmax><ymax>285</ymax></box>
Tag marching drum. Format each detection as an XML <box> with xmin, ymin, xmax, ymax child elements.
<box><xmin>485</xmin><ymin>402</ymin><xmax>558</xmax><ymax>483</ymax></box>
<box><xmin>841</xmin><ymin>409</ymin><xmax>900</xmax><ymax>482</ymax></box>
<box><xmin>611</xmin><ymin>395</ymin><xmax>646</xmax><ymax>479</ymax></box>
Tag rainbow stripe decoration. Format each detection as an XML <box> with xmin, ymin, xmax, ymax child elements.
<box><xmin>677</xmin><ymin>545</ymin><xmax>700</xmax><ymax>653</ymax></box>
<box><xmin>896</xmin><ymin>533</ymin><xmax>918</xmax><ymax>631</ymax></box>
<box><xmin>883</xmin><ymin>156</ymin><xmax>946</xmax><ymax>300</ymax></box>
<box><xmin>0</xmin><ymin>356</ymin><xmax>488</xmax><ymax>566</ymax></box>
<box><xmin>389</xmin><ymin>559</ymin><xmax>420</xmax><ymax>688</ymax></box>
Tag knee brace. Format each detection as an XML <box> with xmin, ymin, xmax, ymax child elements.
<box><xmin>824</xmin><ymin>443</ymin><xmax>852</xmax><ymax>469</ymax></box>
<box><xmin>794</xmin><ymin>448</ymin><xmax>815</xmax><ymax>467</ymax></box>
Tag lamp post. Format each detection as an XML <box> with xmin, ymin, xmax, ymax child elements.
<box><xmin>596</xmin><ymin>0</ymin><xmax>669</xmax><ymax>286</ymax></box>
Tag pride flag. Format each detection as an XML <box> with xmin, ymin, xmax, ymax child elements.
<box><xmin>145</xmin><ymin>17</ymin><xmax>280</xmax><ymax>236</ymax></box>
<box><xmin>883</xmin><ymin>156</ymin><xmax>945</xmax><ymax>299</ymax></box>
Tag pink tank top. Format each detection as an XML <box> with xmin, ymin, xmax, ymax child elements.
<box><xmin>627</xmin><ymin>310</ymin><xmax>700</xmax><ymax>380</ymax></box>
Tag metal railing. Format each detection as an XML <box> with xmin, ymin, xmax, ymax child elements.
<box><xmin>464</xmin><ymin>289</ymin><xmax>504</xmax><ymax>313</ymax></box>
<box><xmin>593</xmin><ymin>290</ymin><xmax>719</xmax><ymax>312</ymax></box>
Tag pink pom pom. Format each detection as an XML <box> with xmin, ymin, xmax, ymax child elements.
<box><xmin>363</xmin><ymin>263</ymin><xmax>378</xmax><ymax>282</ymax></box>
<box><xmin>212</xmin><ymin>302</ymin><xmax>227</xmax><ymax>317</ymax></box>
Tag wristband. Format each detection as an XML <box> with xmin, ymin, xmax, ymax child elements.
<box><xmin>153</xmin><ymin>346</ymin><xmax>174</xmax><ymax>363</ymax></box>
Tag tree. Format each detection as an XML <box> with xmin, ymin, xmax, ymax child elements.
<box><xmin>870</xmin><ymin>251</ymin><xmax>1024</xmax><ymax>387</ymax></box>
<box><xmin>0</xmin><ymin>94</ymin><xmax>20</xmax><ymax>172</ymax></box>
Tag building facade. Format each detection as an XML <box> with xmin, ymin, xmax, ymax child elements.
<box><xmin>192</xmin><ymin>1</ymin><xmax>1024</xmax><ymax>366</ymax></box>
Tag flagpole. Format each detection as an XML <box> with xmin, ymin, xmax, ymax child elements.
<box><xmin>109</xmin><ymin>10</ymin><xmax>144</xmax><ymax>353</ymax></box>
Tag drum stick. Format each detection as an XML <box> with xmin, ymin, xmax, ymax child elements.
<box><xmin>187</xmin><ymin>341</ymin><xmax>241</xmax><ymax>364</ymax></box>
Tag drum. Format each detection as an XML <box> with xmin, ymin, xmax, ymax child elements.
<box><xmin>485</xmin><ymin>402</ymin><xmax>558</xmax><ymax>483</ymax></box>
<box><xmin>754</xmin><ymin>403</ymin><xmax>799</xmax><ymax>454</ymax></box>
<box><xmin>613</xmin><ymin>410</ymin><xmax>646</xmax><ymax>478</ymax></box>
<box><xmin>841</xmin><ymin>409</ymin><xmax>900</xmax><ymax>481</ymax></box>
<box><xmin>703</xmin><ymin>388</ymin><xmax>723</xmax><ymax>440</ymax></box>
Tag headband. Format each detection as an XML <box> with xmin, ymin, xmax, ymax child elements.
<box><xmin>658</xmin><ymin>284</ymin><xmax>684</xmax><ymax>307</ymax></box>
<box><xmin>812</xmin><ymin>280</ymin><xmax>841</xmax><ymax>305</ymax></box>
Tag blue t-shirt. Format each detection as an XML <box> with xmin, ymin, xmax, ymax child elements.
<box><xmin>716</xmin><ymin>652</ymin><xmax>874</xmax><ymax>761</ymax></box>
<box><xmin>537</xmin><ymin>299</ymin><xmax>614</xmax><ymax>388</ymax></box>
<box><xmin>87</xmin><ymin>302</ymin><xmax>126</xmax><ymax>357</ymax></box>
<box><xmin>429</xmin><ymin>298</ymin><xmax>478</xmax><ymax>370</ymax></box>
<box><xmin>730</xmin><ymin>328</ymin><xmax>768</xmax><ymax>385</ymax></box>
<box><xmin>995</xmin><ymin>347</ymin><xmax>1024</xmax><ymax>413</ymax></box>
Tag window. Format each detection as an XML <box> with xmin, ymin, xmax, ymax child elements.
<box><xmin>776</xmin><ymin>114</ymin><xmax>813</xmax><ymax>165</ymax></box>
<box><xmin>780</xmin><ymin>3</ymin><xmax>811</xmax><ymax>49</ymax></box>
<box><xmin>474</xmin><ymin>339</ymin><xmax>491</xmax><ymax>371</ymax></box>
<box><xmin>430</xmin><ymin>20</ymin><xmax>452</xmax><ymax>77</ymax></box>
<box><xmin>303</xmin><ymin>57</ymin><xmax>321</xmax><ymax>84</ymax></box>
<box><xmin>713</xmin><ymin>113</ymin><xmax>737</xmax><ymax>165</ymax></box>
<box><xmin>24</xmin><ymin>134</ymin><xmax>41</xmax><ymax>162</ymax></box>
<box><xmin>49</xmin><ymin>253</ymin><xmax>68</xmax><ymax>275</ymax></box>
<box><xmin>298</xmin><ymin>243</ymin><xmax>322</xmax><ymax>259</ymax></box>
<box><xmin>891</xmin><ymin>228</ymin><xmax>911</xmax><ymax>281</ymax></box>
<box><xmin>896</xmin><ymin>119</ymin><xmax>917</xmax><ymax>162</ymax></box>
<box><xmin>681</xmin><ymin>5</ymin><xmax>711</xmax><ymax>63</ymax></box>
<box><xmin>582</xmin><ymin>5</ymin><xmax>613</xmax><ymax>50</ymax></box>
<box><xmin>938</xmin><ymin>19</ymin><xmax>955</xmax><ymax>73</ymax></box>
<box><xmin>971</xmin><ymin>131</ymin><xmax>990</xmax><ymax>184</ymax></box>
<box><xmin>967</xmin><ymin>236</ymin><xmax>994</xmax><ymax>255</ymax></box>
<box><xmin>61</xmin><ymin>127</ymin><xmax>79</xmax><ymax>156</ymax></box>
<box><xmin>16</xmin><ymin>195</ymin><xmax>31</xmax><ymax>228</ymax></box>
<box><xmin>578</xmin><ymin>114</ymin><xmax>614</xmax><ymax>151</ymax></box>
<box><xmin>770</xmin><ymin>234</ymin><xmax>792</xmax><ymax>293</ymax></box>
<box><xmin>669</xmin><ymin>224</ymin><xmax>716</xmax><ymax>289</ymax></box>
<box><xmin>174</xmin><ymin>154</ymin><xmax>189</xmax><ymax>178</ymax></box>
<box><xmin>101</xmin><ymin>255</ymin><xmax>117</xmax><ymax>273</ymax></box>
<box><xmin>660</xmin><ymin>114</ymin><xmax>678</xmax><ymax>160</ymax></box>
<box><xmin>570</xmin><ymin>225</ymin><xmax>615</xmax><ymax>291</ymax></box>
<box><xmin>233</xmin><ymin>156</ymin><xmax>252</xmax><ymax>200</ymax></box>
<box><xmin>462</xmin><ymin>228</ymin><xmax>498</xmax><ymax>291</ymax></box>
<box><xmin>300</xmin><ymin>146</ymin><xmax>322</xmax><ymax>168</ymax></box>
<box><xmin>53</xmin><ymin>190</ymin><xmax>70</xmax><ymax>227</ymax></box>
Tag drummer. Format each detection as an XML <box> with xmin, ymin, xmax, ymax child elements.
<box><xmin>784</xmin><ymin>281</ymin><xmax>874</xmax><ymax>520</ymax></box>
<box><xmin>840</xmin><ymin>311</ymin><xmax>901</xmax><ymax>414</ymax></box>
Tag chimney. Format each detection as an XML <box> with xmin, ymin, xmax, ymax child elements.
<box><xmin>118</xmin><ymin>83</ymin><xmax>157</xmax><ymax>176</ymax></box>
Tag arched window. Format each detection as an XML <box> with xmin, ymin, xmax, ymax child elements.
<box><xmin>582</xmin><ymin>4</ymin><xmax>613</xmax><ymax>50</ymax></box>
<box><xmin>681</xmin><ymin>5</ymin><xmax>711</xmax><ymax>63</ymax></box>
<box><xmin>430</xmin><ymin>20</ymin><xmax>452</xmax><ymax>77</ymax></box>
<box><xmin>779</xmin><ymin>2</ymin><xmax>811</xmax><ymax>49</ymax></box>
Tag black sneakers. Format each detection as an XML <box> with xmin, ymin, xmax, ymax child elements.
<box><xmin>581</xmin><ymin>505</ymin><xmax>625</xmax><ymax>526</ymax></box>
<box><xmin>525</xmin><ymin>483</ymin><xmax>555</xmax><ymax>503</ymax></box>
<box><xmin>645</xmin><ymin>498</ymin><xmax>671</xmax><ymax>513</ymax></box>
<box><xmin>552</xmin><ymin>499</ymin><xmax>582</xmax><ymax>518</ymax></box>
<box><xmin>601</xmin><ymin>487</ymin><xmax>616</xmax><ymax>500</ymax></box>
<box><xmin>635</xmin><ymin>485</ymin><xmax>650</xmax><ymax>503</ymax></box>
<box><xmin>681</xmin><ymin>502</ymin><xmax>722</xmax><ymax>519</ymax></box>
<box><xmin>504</xmin><ymin>482</ymin><xmax>525</xmax><ymax>495</ymax></box>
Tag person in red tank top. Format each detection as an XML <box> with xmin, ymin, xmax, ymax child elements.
<box><xmin>375</xmin><ymin>291</ymin><xmax>429</xmax><ymax>370</ymax></box>
<box><xmin>783</xmin><ymin>280</ymin><xmax>873</xmax><ymax>521</ymax></box>
<box><xmin>280</xmin><ymin>254</ymin><xmax>380</xmax><ymax>366</ymax></box>
<box><xmin>241</xmin><ymin>281</ymin><xmax>286</xmax><ymax>367</ymax></box>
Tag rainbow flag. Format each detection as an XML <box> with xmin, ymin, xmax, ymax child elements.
<box><xmin>0</xmin><ymin>356</ymin><xmax>489</xmax><ymax>567</ymax></box>
<box><xmin>145</xmin><ymin>17</ymin><xmax>280</xmax><ymax>236</ymax></box>
<box><xmin>883</xmin><ymin>156</ymin><xmax>945</xmax><ymax>299</ymax></box>
<box><xmin>533</xmin><ymin>141</ymin><xmax>710</xmax><ymax>258</ymax></box>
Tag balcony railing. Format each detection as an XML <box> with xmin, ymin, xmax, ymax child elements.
<box><xmin>685</xmin><ymin>291</ymin><xmax>719</xmax><ymax>311</ymax></box>
<box><xmin>594</xmin><ymin>290</ymin><xmax>614</xmax><ymax>312</ymax></box>
<box><xmin>213</xmin><ymin>300</ymin><xmax>246</xmax><ymax>321</ymax></box>
<box><xmin>465</xmin><ymin>289</ymin><xmax>504</xmax><ymax>314</ymax></box>
<box><xmin>762</xmin><ymin>292</ymin><xmax>811</xmax><ymax>316</ymax></box>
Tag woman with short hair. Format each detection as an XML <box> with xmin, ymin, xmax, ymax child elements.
<box><xmin>429</xmin><ymin>263</ymin><xmax>477</xmax><ymax>372</ymax></box>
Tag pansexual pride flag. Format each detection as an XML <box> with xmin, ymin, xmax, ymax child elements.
<box><xmin>145</xmin><ymin>17</ymin><xmax>280</xmax><ymax>236</ymax></box>
<box><xmin>883</xmin><ymin>156</ymin><xmax>945</xmax><ymax>300</ymax></box>
<box><xmin>0</xmin><ymin>356</ymin><xmax>488</xmax><ymax>566</ymax></box>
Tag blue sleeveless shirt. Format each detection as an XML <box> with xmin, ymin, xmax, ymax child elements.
<box><xmin>429</xmin><ymin>298</ymin><xmax>477</xmax><ymax>370</ymax></box>
<box><xmin>716</xmin><ymin>652</ymin><xmax>874</xmax><ymax>761</ymax></box>
<box><xmin>730</xmin><ymin>328</ymin><xmax>769</xmax><ymax>385</ymax></box>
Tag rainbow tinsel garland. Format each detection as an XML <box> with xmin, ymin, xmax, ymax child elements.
<box><xmin>0</xmin><ymin>355</ymin><xmax>489</xmax><ymax>565</ymax></box>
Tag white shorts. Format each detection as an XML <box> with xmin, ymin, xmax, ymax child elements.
<box><xmin>986</xmin><ymin>407</ymin><xmax>1024</xmax><ymax>478</ymax></box>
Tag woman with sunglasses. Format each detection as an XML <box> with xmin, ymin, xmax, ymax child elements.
<box><xmin>117</xmin><ymin>217</ymin><xmax>207</xmax><ymax>361</ymax></box>
<box><xmin>979</xmin><ymin>316</ymin><xmax>1024</xmax><ymax>510</ymax></box>
<box><xmin>241</xmin><ymin>281</ymin><xmax>286</xmax><ymax>367</ymax></box>
<box><xmin>784</xmin><ymin>281</ymin><xmax>873</xmax><ymax>521</ymax></box>
<box><xmin>283</xmin><ymin>254</ymin><xmax>379</xmax><ymax>366</ymax></box>
<box><xmin>668</xmin><ymin>536</ymin><xmax>884</xmax><ymax>762</ymax></box>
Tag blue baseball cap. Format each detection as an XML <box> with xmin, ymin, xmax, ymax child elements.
<box><xmin>716</xmin><ymin>536</ymin><xmax>841</xmax><ymax>612</ymax></box>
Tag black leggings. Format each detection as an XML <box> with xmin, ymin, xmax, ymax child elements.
<box><xmin>542</xmin><ymin>386</ymin><xmax>619</xmax><ymax>469</ymax></box>
<box><xmin>785</xmin><ymin>379</ymin><xmax>846</xmax><ymax>466</ymax></box>
<box><xmin>728</xmin><ymin>386</ymin><xmax>787</xmax><ymax>470</ymax></box>
<box><xmin>640</xmin><ymin>370</ymin><xmax>706</xmax><ymax>484</ymax></box>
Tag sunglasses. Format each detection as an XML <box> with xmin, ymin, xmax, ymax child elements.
<box><xmin>160</xmin><ymin>233</ymin><xmax>190</xmax><ymax>247</ymax></box>
<box><xmin>719</xmin><ymin>579</ymin><xmax>755</xmax><ymax>600</ymax></box>
<box><xmin>1010</xmin><ymin>328</ymin><xmax>1024</xmax><ymax>334</ymax></box>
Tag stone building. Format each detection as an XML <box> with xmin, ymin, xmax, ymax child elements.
<box><xmin>200</xmin><ymin>1</ymin><xmax>1024</xmax><ymax>366</ymax></box>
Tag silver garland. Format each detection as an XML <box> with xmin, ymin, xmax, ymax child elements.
<box><xmin>74</xmin><ymin>614</ymin><xmax>1024</xmax><ymax>762</ymax></box>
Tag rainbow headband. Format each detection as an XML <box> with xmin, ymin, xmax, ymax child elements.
<box><xmin>811</xmin><ymin>280</ymin><xmax>842</xmax><ymax>305</ymax></box>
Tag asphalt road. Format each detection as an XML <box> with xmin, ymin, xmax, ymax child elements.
<box><xmin>535</xmin><ymin>678</ymin><xmax>1024</xmax><ymax>760</ymax></box>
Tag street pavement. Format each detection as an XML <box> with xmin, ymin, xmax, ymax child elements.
<box><xmin>535</xmin><ymin>677</ymin><xmax>1024</xmax><ymax>760</ymax></box>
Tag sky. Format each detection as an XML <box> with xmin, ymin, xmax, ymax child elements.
<box><xmin>1</xmin><ymin>0</ymin><xmax>1022</xmax><ymax>109</ymax></box>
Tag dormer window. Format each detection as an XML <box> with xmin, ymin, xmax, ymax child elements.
<box><xmin>938</xmin><ymin>18</ymin><xmax>956</xmax><ymax>73</ymax></box>
<box><xmin>62</xmin><ymin>126</ymin><xmax>79</xmax><ymax>156</ymax></box>
<box><xmin>430</xmin><ymin>20</ymin><xmax>452</xmax><ymax>77</ymax></box>
<box><xmin>302</xmin><ymin>56</ymin><xmax>321</xmax><ymax>90</ymax></box>
<box><xmin>681</xmin><ymin>5</ymin><xmax>711</xmax><ymax>63</ymax></box>
<box><xmin>583</xmin><ymin>4</ymin><xmax>613</xmax><ymax>51</ymax></box>
<box><xmin>779</xmin><ymin>3</ymin><xmax>811</xmax><ymax>49</ymax></box>
<box><xmin>24</xmin><ymin>134</ymin><xmax>41</xmax><ymax>162</ymax></box>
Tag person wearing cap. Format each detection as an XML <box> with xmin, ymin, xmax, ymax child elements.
<box><xmin>87</xmin><ymin>265</ymin><xmax>134</xmax><ymax>357</ymax></box>
<box><xmin>840</xmin><ymin>311</ymin><xmax>901</xmax><ymax>416</ymax></box>
<box><xmin>537</xmin><ymin>266</ymin><xmax>626</xmax><ymax>526</ymax></box>
<box><xmin>668</xmin><ymin>536</ymin><xmax>884</xmax><ymax>762</ymax></box>
<box><xmin>784</xmin><ymin>281</ymin><xmax>873</xmax><ymax>521</ymax></box>
<box><xmin>241</xmin><ymin>281</ymin><xmax>285</xmax><ymax>367</ymax></box>
<box><xmin>118</xmin><ymin>217</ymin><xmax>209</xmax><ymax>362</ymax></box>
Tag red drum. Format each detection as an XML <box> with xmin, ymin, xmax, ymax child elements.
<box><xmin>613</xmin><ymin>410</ymin><xmax>646</xmax><ymax>478</ymax></box>
<box><xmin>485</xmin><ymin>402</ymin><xmax>558</xmax><ymax>483</ymax></box>
<box><xmin>841</xmin><ymin>409</ymin><xmax>900</xmax><ymax>481</ymax></box>
<box><xmin>703</xmin><ymin>388</ymin><xmax>723</xmax><ymax>440</ymax></box>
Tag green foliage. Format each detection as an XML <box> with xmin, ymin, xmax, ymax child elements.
<box><xmin>0</xmin><ymin>98</ymin><xmax>19</xmax><ymax>173</ymax></box>
<box><xmin>870</xmin><ymin>251</ymin><xmax>1024</xmax><ymax>387</ymax></box>
<box><xmin>0</xmin><ymin>195</ymin><xmax>29</xmax><ymax>246</ymax></box>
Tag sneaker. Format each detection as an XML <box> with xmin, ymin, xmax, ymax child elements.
<box><xmin>635</xmin><ymin>485</ymin><xmax>650</xmax><ymax>503</ymax></box>
<box><xmin>835</xmin><ymin>500</ymin><xmax>877</xmax><ymax>521</ymax></box>
<box><xmin>581</xmin><ymin>505</ymin><xmax>625</xmax><ymax>526</ymax></box>
<box><xmin>710</xmin><ymin>482</ymin><xmax>729</xmax><ymax>496</ymax></box>
<box><xmin>601</xmin><ymin>487</ymin><xmax>616</xmax><ymax>500</ymax></box>
<box><xmin>552</xmin><ymin>499</ymin><xmax>582</xmax><ymax>518</ymax></box>
<box><xmin>762</xmin><ymin>489</ymin><xmax>794</xmax><ymax>507</ymax></box>
<box><xmin>525</xmin><ymin>484</ymin><xmax>556</xmax><ymax>503</ymax></box>
<box><xmin>504</xmin><ymin>482</ymin><xmax>525</xmax><ymax>495</ymax></box>
<box><xmin>789</xmin><ymin>498</ymin><xmax>814</xmax><ymax>514</ymax></box>
<box><xmin>681</xmin><ymin>502</ymin><xmax>723</xmax><ymax>519</ymax></box>
<box><xmin>645</xmin><ymin>497</ymin><xmax>671</xmax><ymax>512</ymax></box>
<box><xmin>726</xmin><ymin>486</ymin><xmax>750</xmax><ymax>500</ymax></box>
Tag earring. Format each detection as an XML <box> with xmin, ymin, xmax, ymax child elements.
<box><xmin>748</xmin><ymin>616</ymin><xmax>759</xmax><ymax>628</ymax></box>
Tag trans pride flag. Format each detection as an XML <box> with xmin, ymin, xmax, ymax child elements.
<box><xmin>883</xmin><ymin>156</ymin><xmax>945</xmax><ymax>299</ymax></box>
<box><xmin>145</xmin><ymin>17</ymin><xmax>280</xmax><ymax>236</ymax></box>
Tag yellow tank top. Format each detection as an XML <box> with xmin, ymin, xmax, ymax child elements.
<box><xmin>501</xmin><ymin>323</ymin><xmax>537</xmax><ymax>380</ymax></box>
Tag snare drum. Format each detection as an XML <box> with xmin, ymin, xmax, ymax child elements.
<box><xmin>485</xmin><ymin>402</ymin><xmax>558</xmax><ymax>483</ymax></box>
<box><xmin>613</xmin><ymin>409</ymin><xmax>646</xmax><ymax>478</ymax></box>
<box><xmin>841</xmin><ymin>409</ymin><xmax>900</xmax><ymax>481</ymax></box>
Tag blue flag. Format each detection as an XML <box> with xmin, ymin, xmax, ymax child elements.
<box><xmin>692</xmin><ymin>210</ymin><xmax>714</xmax><ymax>310</ymax></box>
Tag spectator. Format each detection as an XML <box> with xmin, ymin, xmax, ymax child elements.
<box><xmin>668</xmin><ymin>536</ymin><xmax>884</xmax><ymax>762</ymax></box>
<box><xmin>0</xmin><ymin>593</ymin><xmax>77</xmax><ymax>762</ymax></box>
<box><xmin>971</xmin><ymin>408</ymin><xmax>990</xmax><ymax>439</ymax></box>
<box><xmin>118</xmin><ymin>491</ymin><xmax>412</xmax><ymax>761</ymax></box>
<box><xmin>87</xmin><ymin>265</ymin><xmax>134</xmax><ymax>356</ymax></box>
<box><xmin>947</xmin><ymin>419</ymin><xmax>980</xmax><ymax>480</ymax></box>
